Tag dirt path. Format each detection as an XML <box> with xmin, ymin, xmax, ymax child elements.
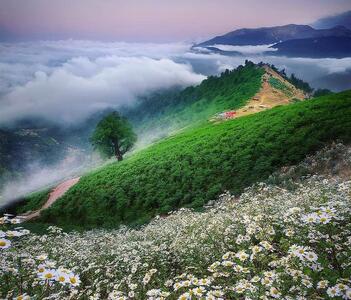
<box><xmin>235</xmin><ymin>66</ymin><xmax>306</xmax><ymax>118</ymax></box>
<box><xmin>21</xmin><ymin>177</ymin><xmax>80</xmax><ymax>221</ymax></box>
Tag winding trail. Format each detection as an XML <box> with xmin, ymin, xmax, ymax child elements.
<box><xmin>21</xmin><ymin>177</ymin><xmax>80</xmax><ymax>221</ymax></box>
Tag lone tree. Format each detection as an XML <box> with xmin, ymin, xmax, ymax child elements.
<box><xmin>91</xmin><ymin>112</ymin><xmax>136</xmax><ymax>161</ymax></box>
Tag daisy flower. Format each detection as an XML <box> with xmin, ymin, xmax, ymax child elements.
<box><xmin>0</xmin><ymin>238</ymin><xmax>11</xmax><ymax>249</ymax></box>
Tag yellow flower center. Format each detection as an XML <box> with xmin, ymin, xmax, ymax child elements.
<box><xmin>70</xmin><ymin>277</ymin><xmax>77</xmax><ymax>284</ymax></box>
<box><xmin>38</xmin><ymin>267</ymin><xmax>45</xmax><ymax>273</ymax></box>
<box><xmin>0</xmin><ymin>241</ymin><xmax>6</xmax><ymax>247</ymax></box>
<box><xmin>45</xmin><ymin>273</ymin><xmax>53</xmax><ymax>279</ymax></box>
<box><xmin>59</xmin><ymin>276</ymin><xmax>65</xmax><ymax>282</ymax></box>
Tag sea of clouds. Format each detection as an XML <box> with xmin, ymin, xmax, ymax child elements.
<box><xmin>1</xmin><ymin>40</ymin><xmax>351</xmax><ymax>126</ymax></box>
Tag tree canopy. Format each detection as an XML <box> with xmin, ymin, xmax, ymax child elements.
<box><xmin>91</xmin><ymin>112</ymin><xmax>136</xmax><ymax>161</ymax></box>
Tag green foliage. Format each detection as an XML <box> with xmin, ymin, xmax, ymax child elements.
<box><xmin>127</xmin><ymin>63</ymin><xmax>264</xmax><ymax>132</ymax></box>
<box><xmin>268</xmin><ymin>77</ymin><xmax>293</xmax><ymax>97</ymax></box>
<box><xmin>266</xmin><ymin>64</ymin><xmax>313</xmax><ymax>94</ymax></box>
<box><xmin>15</xmin><ymin>189</ymin><xmax>51</xmax><ymax>214</ymax></box>
<box><xmin>313</xmin><ymin>88</ymin><xmax>333</xmax><ymax>98</ymax></box>
<box><xmin>91</xmin><ymin>112</ymin><xmax>136</xmax><ymax>161</ymax></box>
<box><xmin>38</xmin><ymin>91</ymin><xmax>351</xmax><ymax>228</ymax></box>
<box><xmin>288</xmin><ymin>73</ymin><xmax>313</xmax><ymax>94</ymax></box>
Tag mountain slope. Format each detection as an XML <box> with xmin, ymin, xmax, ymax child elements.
<box><xmin>271</xmin><ymin>36</ymin><xmax>351</xmax><ymax>58</ymax></box>
<box><xmin>196</xmin><ymin>24</ymin><xmax>351</xmax><ymax>46</ymax></box>
<box><xmin>0</xmin><ymin>112</ymin><xmax>109</xmax><ymax>194</ymax></box>
<box><xmin>313</xmin><ymin>10</ymin><xmax>351</xmax><ymax>30</ymax></box>
<box><xmin>125</xmin><ymin>62</ymin><xmax>264</xmax><ymax>138</ymax></box>
<box><xmin>125</xmin><ymin>62</ymin><xmax>307</xmax><ymax>144</ymax></box>
<box><xmin>233</xmin><ymin>65</ymin><xmax>306</xmax><ymax>118</ymax></box>
<box><xmin>0</xmin><ymin>127</ymin><xmax>67</xmax><ymax>188</ymax></box>
<box><xmin>36</xmin><ymin>90</ymin><xmax>351</xmax><ymax>228</ymax></box>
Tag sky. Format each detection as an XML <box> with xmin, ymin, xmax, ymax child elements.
<box><xmin>0</xmin><ymin>0</ymin><xmax>351</xmax><ymax>42</ymax></box>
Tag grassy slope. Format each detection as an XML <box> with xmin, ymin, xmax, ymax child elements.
<box><xmin>39</xmin><ymin>91</ymin><xmax>351</xmax><ymax>228</ymax></box>
<box><xmin>128</xmin><ymin>63</ymin><xmax>264</xmax><ymax>132</ymax></box>
<box><xmin>15</xmin><ymin>189</ymin><xmax>51</xmax><ymax>214</ymax></box>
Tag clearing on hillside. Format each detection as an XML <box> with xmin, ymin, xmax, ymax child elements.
<box><xmin>211</xmin><ymin>65</ymin><xmax>306</xmax><ymax>121</ymax></box>
<box><xmin>235</xmin><ymin>66</ymin><xmax>306</xmax><ymax>117</ymax></box>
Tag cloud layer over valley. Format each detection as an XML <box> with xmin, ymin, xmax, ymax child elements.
<box><xmin>0</xmin><ymin>42</ymin><xmax>205</xmax><ymax>125</ymax></box>
<box><xmin>1</xmin><ymin>40</ymin><xmax>351</xmax><ymax>126</ymax></box>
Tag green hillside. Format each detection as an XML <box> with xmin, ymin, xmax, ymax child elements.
<box><xmin>38</xmin><ymin>90</ymin><xmax>351</xmax><ymax>228</ymax></box>
<box><xmin>126</xmin><ymin>61</ymin><xmax>264</xmax><ymax>132</ymax></box>
<box><xmin>0</xmin><ymin>63</ymin><xmax>264</xmax><ymax>191</ymax></box>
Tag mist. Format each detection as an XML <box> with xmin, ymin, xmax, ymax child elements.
<box><xmin>1</xmin><ymin>40</ymin><xmax>351</xmax><ymax>208</ymax></box>
<box><xmin>0</xmin><ymin>150</ymin><xmax>98</xmax><ymax>207</ymax></box>
<box><xmin>1</xmin><ymin>41</ymin><xmax>351</xmax><ymax>126</ymax></box>
<box><xmin>182</xmin><ymin>47</ymin><xmax>351</xmax><ymax>91</ymax></box>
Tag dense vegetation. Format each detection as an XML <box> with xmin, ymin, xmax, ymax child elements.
<box><xmin>269</xmin><ymin>64</ymin><xmax>313</xmax><ymax>94</ymax></box>
<box><xmin>126</xmin><ymin>62</ymin><xmax>264</xmax><ymax>133</ymax></box>
<box><xmin>15</xmin><ymin>189</ymin><xmax>50</xmax><ymax>214</ymax></box>
<box><xmin>268</xmin><ymin>77</ymin><xmax>293</xmax><ymax>97</ymax></box>
<box><xmin>38</xmin><ymin>91</ymin><xmax>351</xmax><ymax>228</ymax></box>
<box><xmin>91</xmin><ymin>111</ymin><xmax>136</xmax><ymax>161</ymax></box>
<box><xmin>313</xmin><ymin>88</ymin><xmax>333</xmax><ymax>97</ymax></box>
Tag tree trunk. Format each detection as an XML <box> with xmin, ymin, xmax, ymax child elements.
<box><xmin>114</xmin><ymin>144</ymin><xmax>123</xmax><ymax>161</ymax></box>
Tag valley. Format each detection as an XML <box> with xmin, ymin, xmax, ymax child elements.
<box><xmin>1</xmin><ymin>4</ymin><xmax>351</xmax><ymax>299</ymax></box>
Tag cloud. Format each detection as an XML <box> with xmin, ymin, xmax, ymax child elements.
<box><xmin>1</xmin><ymin>40</ymin><xmax>351</xmax><ymax>127</ymax></box>
<box><xmin>0</xmin><ymin>42</ymin><xmax>205</xmax><ymax>125</ymax></box>
<box><xmin>181</xmin><ymin>49</ymin><xmax>351</xmax><ymax>91</ymax></box>
<box><xmin>0</xmin><ymin>150</ymin><xmax>103</xmax><ymax>205</ymax></box>
<box><xmin>210</xmin><ymin>44</ymin><xmax>278</xmax><ymax>54</ymax></box>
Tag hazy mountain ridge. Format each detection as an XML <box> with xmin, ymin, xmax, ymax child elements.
<box><xmin>313</xmin><ymin>10</ymin><xmax>351</xmax><ymax>30</ymax></box>
<box><xmin>196</xmin><ymin>24</ymin><xmax>351</xmax><ymax>47</ymax></box>
<box><xmin>271</xmin><ymin>36</ymin><xmax>351</xmax><ymax>58</ymax></box>
<box><xmin>195</xmin><ymin>24</ymin><xmax>351</xmax><ymax>58</ymax></box>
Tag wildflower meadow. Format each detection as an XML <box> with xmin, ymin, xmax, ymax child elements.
<box><xmin>1</xmin><ymin>144</ymin><xmax>351</xmax><ymax>299</ymax></box>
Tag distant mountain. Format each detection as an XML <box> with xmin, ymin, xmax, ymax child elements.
<box><xmin>313</xmin><ymin>11</ymin><xmax>351</xmax><ymax>30</ymax></box>
<box><xmin>271</xmin><ymin>36</ymin><xmax>351</xmax><ymax>58</ymax></box>
<box><xmin>196</xmin><ymin>24</ymin><xmax>351</xmax><ymax>47</ymax></box>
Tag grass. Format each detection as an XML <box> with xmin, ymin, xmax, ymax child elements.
<box><xmin>38</xmin><ymin>90</ymin><xmax>351</xmax><ymax>228</ymax></box>
<box><xmin>129</xmin><ymin>62</ymin><xmax>265</xmax><ymax>133</ymax></box>
<box><xmin>269</xmin><ymin>77</ymin><xmax>293</xmax><ymax>97</ymax></box>
<box><xmin>15</xmin><ymin>189</ymin><xmax>51</xmax><ymax>214</ymax></box>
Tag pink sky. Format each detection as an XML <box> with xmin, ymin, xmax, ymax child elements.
<box><xmin>0</xmin><ymin>0</ymin><xmax>350</xmax><ymax>41</ymax></box>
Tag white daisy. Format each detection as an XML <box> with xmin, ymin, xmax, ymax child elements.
<box><xmin>0</xmin><ymin>238</ymin><xmax>11</xmax><ymax>249</ymax></box>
